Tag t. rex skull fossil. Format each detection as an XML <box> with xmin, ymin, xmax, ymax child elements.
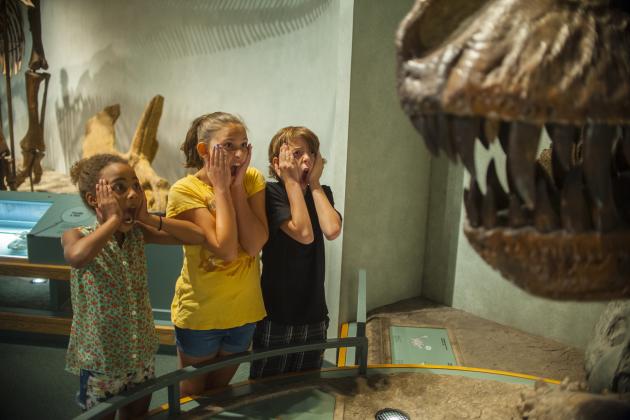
<box><xmin>397</xmin><ymin>0</ymin><xmax>630</xmax><ymax>299</ymax></box>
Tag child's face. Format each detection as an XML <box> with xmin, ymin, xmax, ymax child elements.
<box><xmin>208</xmin><ymin>123</ymin><xmax>249</xmax><ymax>178</ymax></box>
<box><xmin>96</xmin><ymin>163</ymin><xmax>143</xmax><ymax>232</ymax></box>
<box><xmin>286</xmin><ymin>137</ymin><xmax>315</xmax><ymax>188</ymax></box>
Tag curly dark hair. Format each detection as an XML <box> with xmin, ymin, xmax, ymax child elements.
<box><xmin>69</xmin><ymin>154</ymin><xmax>128</xmax><ymax>211</ymax></box>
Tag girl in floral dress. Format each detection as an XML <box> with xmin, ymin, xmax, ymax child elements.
<box><xmin>62</xmin><ymin>154</ymin><xmax>203</xmax><ymax>418</ymax></box>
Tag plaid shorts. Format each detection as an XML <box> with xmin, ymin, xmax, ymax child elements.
<box><xmin>249</xmin><ymin>317</ymin><xmax>329</xmax><ymax>379</ymax></box>
<box><xmin>76</xmin><ymin>360</ymin><xmax>155</xmax><ymax>411</ymax></box>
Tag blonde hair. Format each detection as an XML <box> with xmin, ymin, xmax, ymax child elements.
<box><xmin>180</xmin><ymin>112</ymin><xmax>246</xmax><ymax>169</ymax></box>
<box><xmin>268</xmin><ymin>126</ymin><xmax>320</xmax><ymax>180</ymax></box>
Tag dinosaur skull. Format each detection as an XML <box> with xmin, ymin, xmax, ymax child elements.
<box><xmin>397</xmin><ymin>0</ymin><xmax>630</xmax><ymax>299</ymax></box>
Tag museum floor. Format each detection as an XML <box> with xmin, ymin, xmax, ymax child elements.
<box><xmin>0</xmin><ymin>297</ymin><xmax>585</xmax><ymax>419</ymax></box>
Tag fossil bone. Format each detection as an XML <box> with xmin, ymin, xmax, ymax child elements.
<box><xmin>82</xmin><ymin>95</ymin><xmax>169</xmax><ymax>213</ymax></box>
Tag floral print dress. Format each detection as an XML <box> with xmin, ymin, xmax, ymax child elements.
<box><xmin>66</xmin><ymin>224</ymin><xmax>158</xmax><ymax>377</ymax></box>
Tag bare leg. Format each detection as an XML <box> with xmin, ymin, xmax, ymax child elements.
<box><xmin>177</xmin><ymin>348</ymin><xmax>218</xmax><ymax>396</ymax></box>
<box><xmin>204</xmin><ymin>350</ymin><xmax>240</xmax><ymax>389</ymax></box>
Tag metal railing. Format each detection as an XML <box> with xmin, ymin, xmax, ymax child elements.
<box><xmin>75</xmin><ymin>269</ymin><xmax>368</xmax><ymax>420</ymax></box>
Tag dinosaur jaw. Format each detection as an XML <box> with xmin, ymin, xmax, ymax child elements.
<box><xmin>417</xmin><ymin>113</ymin><xmax>630</xmax><ymax>300</ymax></box>
<box><xmin>465</xmin><ymin>224</ymin><xmax>630</xmax><ymax>300</ymax></box>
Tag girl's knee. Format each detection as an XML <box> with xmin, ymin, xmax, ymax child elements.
<box><xmin>181</xmin><ymin>376</ymin><xmax>207</xmax><ymax>396</ymax></box>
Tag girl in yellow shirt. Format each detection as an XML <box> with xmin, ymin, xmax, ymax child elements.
<box><xmin>166</xmin><ymin>112</ymin><xmax>268</xmax><ymax>395</ymax></box>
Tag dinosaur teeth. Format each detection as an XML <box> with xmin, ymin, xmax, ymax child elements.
<box><xmin>464</xmin><ymin>177</ymin><xmax>482</xmax><ymax>228</ymax></box>
<box><xmin>486</xmin><ymin>158</ymin><xmax>509</xmax><ymax>211</ymax></box>
<box><xmin>478</xmin><ymin>118</ymin><xmax>496</xmax><ymax>149</ymax></box>
<box><xmin>583</xmin><ymin>124</ymin><xmax>619</xmax><ymax>232</ymax></box>
<box><xmin>410</xmin><ymin>111</ymin><xmax>627</xmax><ymax>234</ymax></box>
<box><xmin>547</xmin><ymin>123</ymin><xmax>579</xmax><ymax>171</ymax></box>
<box><xmin>534</xmin><ymin>175</ymin><xmax>560</xmax><ymax>233</ymax></box>
<box><xmin>411</xmin><ymin>114</ymin><xmax>440</xmax><ymax>157</ymax></box>
<box><xmin>452</xmin><ymin>116</ymin><xmax>478</xmax><ymax>177</ymax></box>
<box><xmin>508</xmin><ymin>121</ymin><xmax>541</xmax><ymax>210</ymax></box>
<box><xmin>561</xmin><ymin>167</ymin><xmax>592</xmax><ymax>233</ymax></box>
<box><xmin>482</xmin><ymin>180</ymin><xmax>498</xmax><ymax>229</ymax></box>
<box><xmin>508</xmin><ymin>193</ymin><xmax>528</xmax><ymax>228</ymax></box>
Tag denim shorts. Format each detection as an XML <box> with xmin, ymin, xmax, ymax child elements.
<box><xmin>175</xmin><ymin>323</ymin><xmax>256</xmax><ymax>357</ymax></box>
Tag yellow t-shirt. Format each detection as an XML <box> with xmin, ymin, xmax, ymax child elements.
<box><xmin>166</xmin><ymin>167</ymin><xmax>267</xmax><ymax>330</ymax></box>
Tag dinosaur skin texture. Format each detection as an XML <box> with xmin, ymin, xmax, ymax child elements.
<box><xmin>396</xmin><ymin>0</ymin><xmax>630</xmax><ymax>301</ymax></box>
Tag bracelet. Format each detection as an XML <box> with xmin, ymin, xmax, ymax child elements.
<box><xmin>158</xmin><ymin>215</ymin><xmax>163</xmax><ymax>231</ymax></box>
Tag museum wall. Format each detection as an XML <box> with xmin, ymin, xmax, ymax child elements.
<box><xmin>339</xmin><ymin>0</ymin><xmax>430</xmax><ymax>323</ymax></box>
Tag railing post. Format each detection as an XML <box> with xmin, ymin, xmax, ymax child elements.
<box><xmin>358</xmin><ymin>338</ymin><xmax>368</xmax><ymax>375</ymax></box>
<box><xmin>355</xmin><ymin>269</ymin><xmax>368</xmax><ymax>375</ymax></box>
<box><xmin>167</xmin><ymin>382</ymin><xmax>181</xmax><ymax>417</ymax></box>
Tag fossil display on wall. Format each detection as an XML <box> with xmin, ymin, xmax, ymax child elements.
<box><xmin>82</xmin><ymin>95</ymin><xmax>170</xmax><ymax>213</ymax></box>
<box><xmin>1</xmin><ymin>0</ymin><xmax>49</xmax><ymax>191</ymax></box>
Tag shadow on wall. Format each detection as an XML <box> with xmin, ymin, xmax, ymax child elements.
<box><xmin>55</xmin><ymin>59</ymin><xmax>148</xmax><ymax>171</ymax></box>
<box><xmin>53</xmin><ymin>0</ymin><xmax>334</xmax><ymax>181</ymax></box>
<box><xmin>131</xmin><ymin>0</ymin><xmax>333</xmax><ymax>59</ymax></box>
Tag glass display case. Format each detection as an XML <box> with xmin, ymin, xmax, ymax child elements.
<box><xmin>0</xmin><ymin>199</ymin><xmax>52</xmax><ymax>259</ymax></box>
<box><xmin>0</xmin><ymin>191</ymin><xmax>180</xmax><ymax>343</ymax></box>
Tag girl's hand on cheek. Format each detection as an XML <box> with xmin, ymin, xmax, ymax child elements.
<box><xmin>96</xmin><ymin>180</ymin><xmax>123</xmax><ymax>224</ymax></box>
<box><xmin>232</xmin><ymin>144</ymin><xmax>252</xmax><ymax>187</ymax></box>
<box><xmin>207</xmin><ymin>145</ymin><xmax>231</xmax><ymax>192</ymax></box>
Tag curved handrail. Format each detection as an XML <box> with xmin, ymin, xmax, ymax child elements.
<box><xmin>75</xmin><ymin>269</ymin><xmax>369</xmax><ymax>420</ymax></box>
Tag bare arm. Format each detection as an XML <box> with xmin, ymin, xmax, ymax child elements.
<box><xmin>309</xmin><ymin>153</ymin><xmax>342</xmax><ymax>240</ymax></box>
<box><xmin>232</xmin><ymin>186</ymin><xmax>269</xmax><ymax>255</ymax></box>
<box><xmin>279</xmin><ymin>178</ymin><xmax>313</xmax><ymax>244</ymax></box>
<box><xmin>230</xmin><ymin>146</ymin><xmax>268</xmax><ymax>255</ymax></box>
<box><xmin>135</xmin><ymin>188</ymin><xmax>205</xmax><ymax>245</ymax></box>
<box><xmin>274</xmin><ymin>143</ymin><xmax>313</xmax><ymax>244</ymax></box>
<box><xmin>62</xmin><ymin>180</ymin><xmax>122</xmax><ymax>268</ymax></box>
<box><xmin>174</xmin><ymin>201</ymin><xmax>238</xmax><ymax>261</ymax></box>
<box><xmin>137</xmin><ymin>213</ymin><xmax>205</xmax><ymax>245</ymax></box>
<box><xmin>174</xmin><ymin>146</ymin><xmax>238</xmax><ymax>260</ymax></box>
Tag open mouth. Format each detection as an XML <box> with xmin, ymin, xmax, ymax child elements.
<box><xmin>123</xmin><ymin>208</ymin><xmax>136</xmax><ymax>225</ymax></box>
<box><xmin>301</xmin><ymin>169</ymin><xmax>309</xmax><ymax>184</ymax></box>
<box><xmin>231</xmin><ymin>166</ymin><xmax>238</xmax><ymax>177</ymax></box>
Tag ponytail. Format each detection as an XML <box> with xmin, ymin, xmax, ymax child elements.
<box><xmin>181</xmin><ymin>116</ymin><xmax>206</xmax><ymax>169</ymax></box>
